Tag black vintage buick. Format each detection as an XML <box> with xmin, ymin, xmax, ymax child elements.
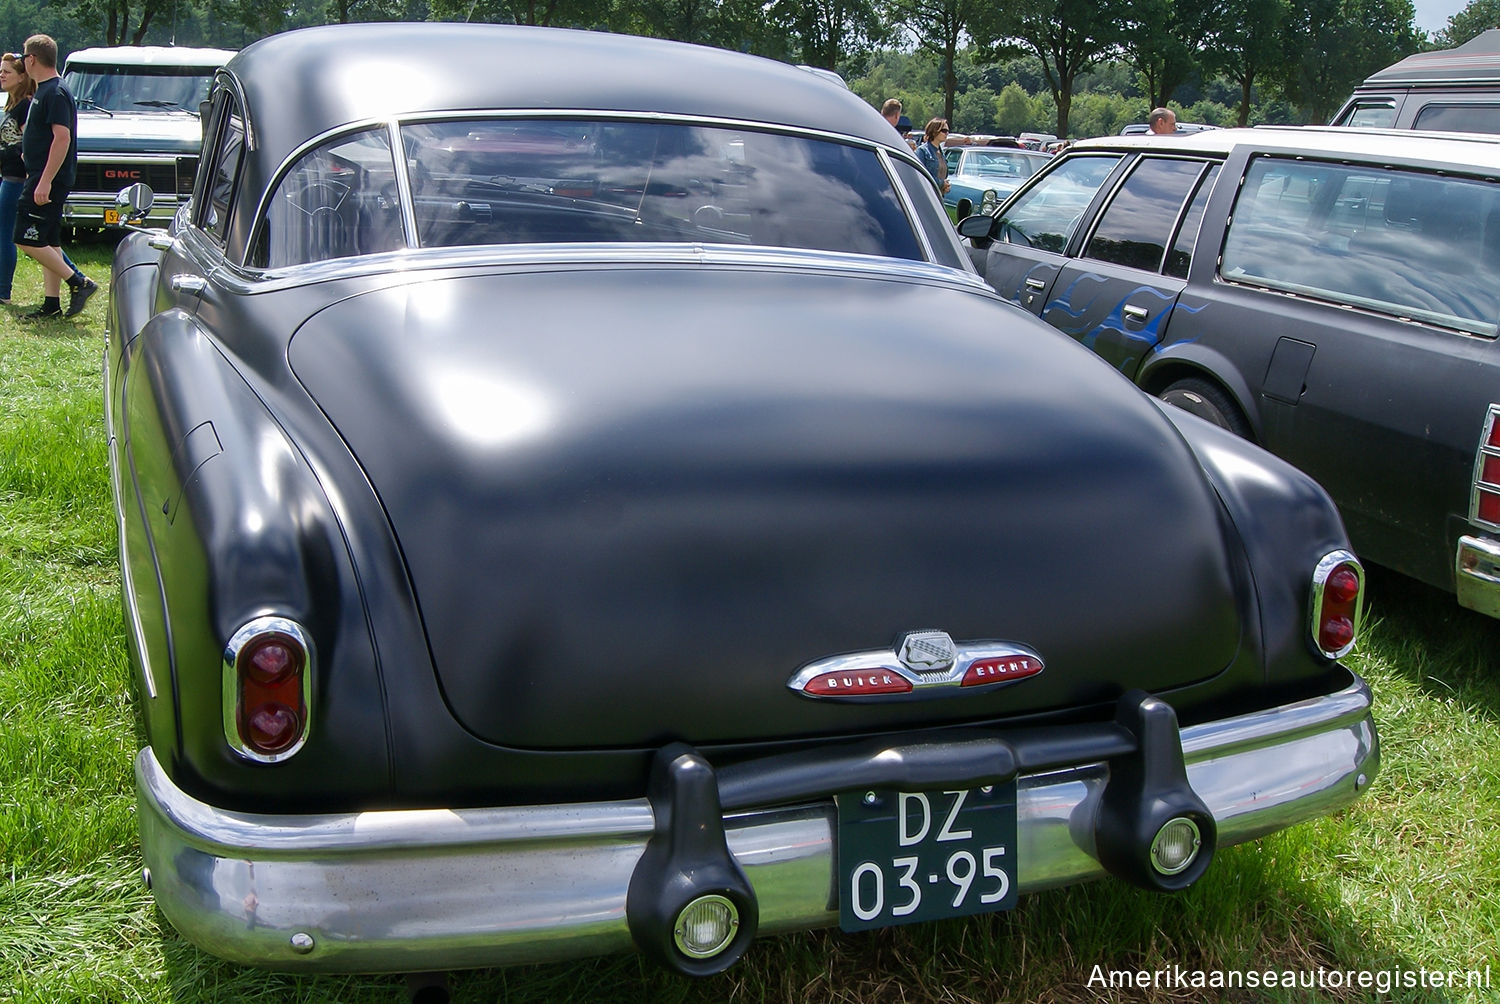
<box><xmin>107</xmin><ymin>23</ymin><xmax>1378</xmax><ymax>978</ymax></box>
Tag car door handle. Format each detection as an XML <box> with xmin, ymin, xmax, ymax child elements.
<box><xmin>1024</xmin><ymin>277</ymin><xmax>1047</xmax><ymax>291</ymax></box>
<box><xmin>1123</xmin><ymin>304</ymin><xmax>1149</xmax><ymax>323</ymax></box>
<box><xmin>169</xmin><ymin>274</ymin><xmax>208</xmax><ymax>294</ymax></box>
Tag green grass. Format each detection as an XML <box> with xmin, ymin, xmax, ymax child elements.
<box><xmin>1</xmin><ymin>238</ymin><xmax>1497</xmax><ymax>1002</ymax></box>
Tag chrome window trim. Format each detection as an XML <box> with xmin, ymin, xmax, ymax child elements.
<box><xmin>213</xmin><ymin>241</ymin><xmax>993</xmax><ymax>298</ymax></box>
<box><xmin>1471</xmin><ymin>404</ymin><xmax>1500</xmax><ymax>531</ymax></box>
<box><xmin>221</xmin><ymin>615</ymin><xmax>316</xmax><ymax>764</ymax></box>
<box><xmin>211</xmin><ymin>69</ymin><xmax>255</xmax><ymax>152</ymax></box>
<box><xmin>235</xmin><ymin>110</ymin><xmax>931</xmax><ymax>274</ymax></box>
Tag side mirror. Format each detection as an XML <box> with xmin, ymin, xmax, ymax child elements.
<box><xmin>116</xmin><ymin>183</ymin><xmax>155</xmax><ymax>224</ymax></box>
<box><xmin>957</xmin><ymin>213</ymin><xmax>996</xmax><ymax>241</ymax></box>
<box><xmin>954</xmin><ymin>197</ymin><xmax>974</xmax><ymax>220</ymax></box>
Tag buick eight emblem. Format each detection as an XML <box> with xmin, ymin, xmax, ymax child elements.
<box><xmin>788</xmin><ymin>630</ymin><xmax>1045</xmax><ymax>700</ymax></box>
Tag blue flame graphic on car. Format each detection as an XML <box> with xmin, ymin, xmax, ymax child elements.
<box><xmin>1042</xmin><ymin>274</ymin><xmax>1205</xmax><ymax>374</ymax></box>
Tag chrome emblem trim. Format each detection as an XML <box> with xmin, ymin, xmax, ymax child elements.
<box><xmin>897</xmin><ymin>630</ymin><xmax>957</xmax><ymax>672</ymax></box>
<box><xmin>788</xmin><ymin>635</ymin><xmax>1045</xmax><ymax>701</ymax></box>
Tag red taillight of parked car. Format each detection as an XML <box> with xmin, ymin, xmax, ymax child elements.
<box><xmin>1473</xmin><ymin>406</ymin><xmax>1500</xmax><ymax>529</ymax></box>
<box><xmin>1310</xmin><ymin>551</ymin><xmax>1364</xmax><ymax>660</ymax></box>
<box><xmin>224</xmin><ymin>618</ymin><xmax>312</xmax><ymax>761</ymax></box>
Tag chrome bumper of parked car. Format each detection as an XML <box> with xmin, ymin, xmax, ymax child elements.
<box><xmin>136</xmin><ymin>672</ymin><xmax>1377</xmax><ymax>974</ymax></box>
<box><xmin>1456</xmin><ymin>535</ymin><xmax>1500</xmax><ymax>618</ymax></box>
<box><xmin>63</xmin><ymin>192</ymin><xmax>182</xmax><ymax>228</ymax></box>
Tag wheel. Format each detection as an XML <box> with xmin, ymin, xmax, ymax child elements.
<box><xmin>1158</xmin><ymin>377</ymin><xmax>1252</xmax><ymax>439</ymax></box>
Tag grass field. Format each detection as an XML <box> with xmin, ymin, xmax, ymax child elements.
<box><xmin>1</xmin><ymin>239</ymin><xmax>1496</xmax><ymax>1003</ymax></box>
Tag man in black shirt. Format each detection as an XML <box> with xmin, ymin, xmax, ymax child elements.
<box><xmin>15</xmin><ymin>35</ymin><xmax>96</xmax><ymax>320</ymax></box>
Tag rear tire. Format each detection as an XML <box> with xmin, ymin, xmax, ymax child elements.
<box><xmin>1159</xmin><ymin>377</ymin><xmax>1251</xmax><ymax>439</ymax></box>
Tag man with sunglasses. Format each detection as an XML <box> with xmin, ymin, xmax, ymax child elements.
<box><xmin>14</xmin><ymin>35</ymin><xmax>96</xmax><ymax>321</ymax></box>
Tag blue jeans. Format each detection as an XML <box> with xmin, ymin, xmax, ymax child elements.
<box><xmin>0</xmin><ymin>176</ymin><xmax>81</xmax><ymax>300</ymax></box>
<box><xmin>0</xmin><ymin>177</ymin><xmax>19</xmax><ymax>299</ymax></box>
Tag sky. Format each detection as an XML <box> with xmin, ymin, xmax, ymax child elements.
<box><xmin>1413</xmin><ymin>0</ymin><xmax>1467</xmax><ymax>33</ymax></box>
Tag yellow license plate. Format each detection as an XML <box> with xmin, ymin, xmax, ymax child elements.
<box><xmin>103</xmin><ymin>209</ymin><xmax>120</xmax><ymax>224</ymax></box>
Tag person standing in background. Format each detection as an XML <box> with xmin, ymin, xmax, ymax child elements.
<box><xmin>0</xmin><ymin>49</ymin><xmax>83</xmax><ymax>305</ymax></box>
<box><xmin>1148</xmin><ymin>107</ymin><xmax>1178</xmax><ymax>135</ymax></box>
<box><xmin>881</xmin><ymin>98</ymin><xmax>903</xmax><ymax>133</ymax></box>
<box><xmin>916</xmin><ymin>117</ymin><xmax>950</xmax><ymax>194</ymax></box>
<box><xmin>14</xmin><ymin>35</ymin><xmax>96</xmax><ymax>320</ymax></box>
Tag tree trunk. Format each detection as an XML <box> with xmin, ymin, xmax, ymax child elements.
<box><xmin>1238</xmin><ymin>73</ymin><xmax>1253</xmax><ymax>126</ymax></box>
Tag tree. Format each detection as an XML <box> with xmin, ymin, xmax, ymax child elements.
<box><xmin>1120</xmin><ymin>0</ymin><xmax>1212</xmax><ymax>108</ymax></box>
<box><xmin>970</xmin><ymin>0</ymin><xmax>1128</xmax><ymax>136</ymax></box>
<box><xmin>1204</xmin><ymin>0</ymin><xmax>1287</xmax><ymax>125</ymax></box>
<box><xmin>763</xmin><ymin>0</ymin><xmax>887</xmax><ymax>68</ymax></box>
<box><xmin>994</xmin><ymin>80</ymin><xmax>1037</xmax><ymax>132</ymax></box>
<box><xmin>1434</xmin><ymin>0</ymin><xmax>1500</xmax><ymax>48</ymax></box>
<box><xmin>426</xmin><ymin>0</ymin><xmax>606</xmax><ymax>26</ymax></box>
<box><xmin>885</xmin><ymin>0</ymin><xmax>973</xmax><ymax>124</ymax></box>
<box><xmin>1279</xmin><ymin>0</ymin><xmax>1419</xmax><ymax>121</ymax></box>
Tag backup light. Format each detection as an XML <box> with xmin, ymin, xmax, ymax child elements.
<box><xmin>1150</xmin><ymin>817</ymin><xmax>1202</xmax><ymax>876</ymax></box>
<box><xmin>673</xmin><ymin>895</ymin><xmax>739</xmax><ymax>960</ymax></box>
<box><xmin>1310</xmin><ymin>551</ymin><xmax>1364</xmax><ymax>660</ymax></box>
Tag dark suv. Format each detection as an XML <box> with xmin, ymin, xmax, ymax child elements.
<box><xmin>959</xmin><ymin>126</ymin><xmax>1500</xmax><ymax>618</ymax></box>
<box><xmin>1331</xmin><ymin>29</ymin><xmax>1500</xmax><ymax>134</ymax></box>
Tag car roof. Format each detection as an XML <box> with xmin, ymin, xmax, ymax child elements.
<box><xmin>227</xmin><ymin>24</ymin><xmax>905</xmax><ymax>173</ymax></box>
<box><xmin>1361</xmin><ymin>29</ymin><xmax>1500</xmax><ymax>86</ymax></box>
<box><xmin>65</xmin><ymin>45</ymin><xmax>236</xmax><ymax>68</ymax></box>
<box><xmin>1069</xmin><ymin>124</ymin><xmax>1500</xmax><ymax>172</ymax></box>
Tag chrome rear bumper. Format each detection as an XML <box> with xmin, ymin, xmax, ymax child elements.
<box><xmin>136</xmin><ymin>674</ymin><xmax>1377</xmax><ymax>973</ymax></box>
<box><xmin>1457</xmin><ymin>534</ymin><xmax>1500</xmax><ymax>618</ymax></box>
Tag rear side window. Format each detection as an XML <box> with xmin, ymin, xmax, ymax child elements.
<box><xmin>256</xmin><ymin>128</ymin><xmax>404</xmax><ymax>267</ymax></box>
<box><xmin>1338</xmin><ymin>101</ymin><xmax>1397</xmax><ymax>128</ymax></box>
<box><xmin>1084</xmin><ymin>158</ymin><xmax>1206</xmax><ymax>271</ymax></box>
<box><xmin>994</xmin><ymin>155</ymin><xmax>1122</xmax><ymax>253</ymax></box>
<box><xmin>1221</xmin><ymin>156</ymin><xmax>1500</xmax><ymax>337</ymax></box>
<box><xmin>1165</xmin><ymin>164</ymin><xmax>1219</xmax><ymax>279</ymax></box>
<box><xmin>893</xmin><ymin>159</ymin><xmax>966</xmax><ymax>269</ymax></box>
<box><xmin>1412</xmin><ymin>103</ymin><xmax>1500</xmax><ymax>135</ymax></box>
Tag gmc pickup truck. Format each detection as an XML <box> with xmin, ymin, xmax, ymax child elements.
<box><xmin>61</xmin><ymin>45</ymin><xmax>234</xmax><ymax>228</ymax></box>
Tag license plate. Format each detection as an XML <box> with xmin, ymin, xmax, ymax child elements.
<box><xmin>837</xmin><ymin>783</ymin><xmax>1017</xmax><ymax>931</ymax></box>
<box><xmin>103</xmin><ymin>209</ymin><xmax>120</xmax><ymax>224</ymax></box>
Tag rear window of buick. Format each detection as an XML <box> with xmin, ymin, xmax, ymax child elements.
<box><xmin>253</xmin><ymin>118</ymin><xmax>930</xmax><ymax>268</ymax></box>
<box><xmin>1220</xmin><ymin>156</ymin><xmax>1500</xmax><ymax>338</ymax></box>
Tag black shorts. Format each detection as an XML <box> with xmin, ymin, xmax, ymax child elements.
<box><xmin>15</xmin><ymin>184</ymin><xmax>67</xmax><ymax>247</ymax></box>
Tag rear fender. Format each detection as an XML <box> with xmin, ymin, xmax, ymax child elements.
<box><xmin>1159</xmin><ymin>402</ymin><xmax>1354</xmax><ymax>684</ymax></box>
<box><xmin>121</xmin><ymin>311</ymin><xmax>391</xmax><ymax>808</ymax></box>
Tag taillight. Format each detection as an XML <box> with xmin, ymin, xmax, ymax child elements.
<box><xmin>223</xmin><ymin>616</ymin><xmax>312</xmax><ymax>762</ymax></box>
<box><xmin>1472</xmin><ymin>405</ymin><xmax>1500</xmax><ymax>530</ymax></box>
<box><xmin>1310</xmin><ymin>551</ymin><xmax>1363</xmax><ymax>659</ymax></box>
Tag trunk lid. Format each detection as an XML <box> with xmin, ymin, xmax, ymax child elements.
<box><xmin>289</xmin><ymin>262</ymin><xmax>1247</xmax><ymax>749</ymax></box>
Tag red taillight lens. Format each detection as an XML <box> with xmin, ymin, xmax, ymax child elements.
<box><xmin>1480</xmin><ymin>489</ymin><xmax>1500</xmax><ymax>527</ymax></box>
<box><xmin>1482</xmin><ymin>454</ymin><xmax>1500</xmax><ymax>487</ymax></box>
<box><xmin>226</xmin><ymin>620</ymin><xmax>311</xmax><ymax>760</ymax></box>
<box><xmin>1487</xmin><ymin>414</ymin><xmax>1500</xmax><ymax>449</ymax></box>
<box><xmin>1311</xmin><ymin>553</ymin><xmax>1363</xmax><ymax>659</ymax></box>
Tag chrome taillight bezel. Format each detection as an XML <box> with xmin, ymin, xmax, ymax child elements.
<box><xmin>222</xmin><ymin>615</ymin><xmax>314</xmax><ymax>763</ymax></box>
<box><xmin>1310</xmin><ymin>550</ymin><xmax>1364</xmax><ymax>660</ymax></box>
<box><xmin>1471</xmin><ymin>405</ymin><xmax>1500</xmax><ymax>532</ymax></box>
